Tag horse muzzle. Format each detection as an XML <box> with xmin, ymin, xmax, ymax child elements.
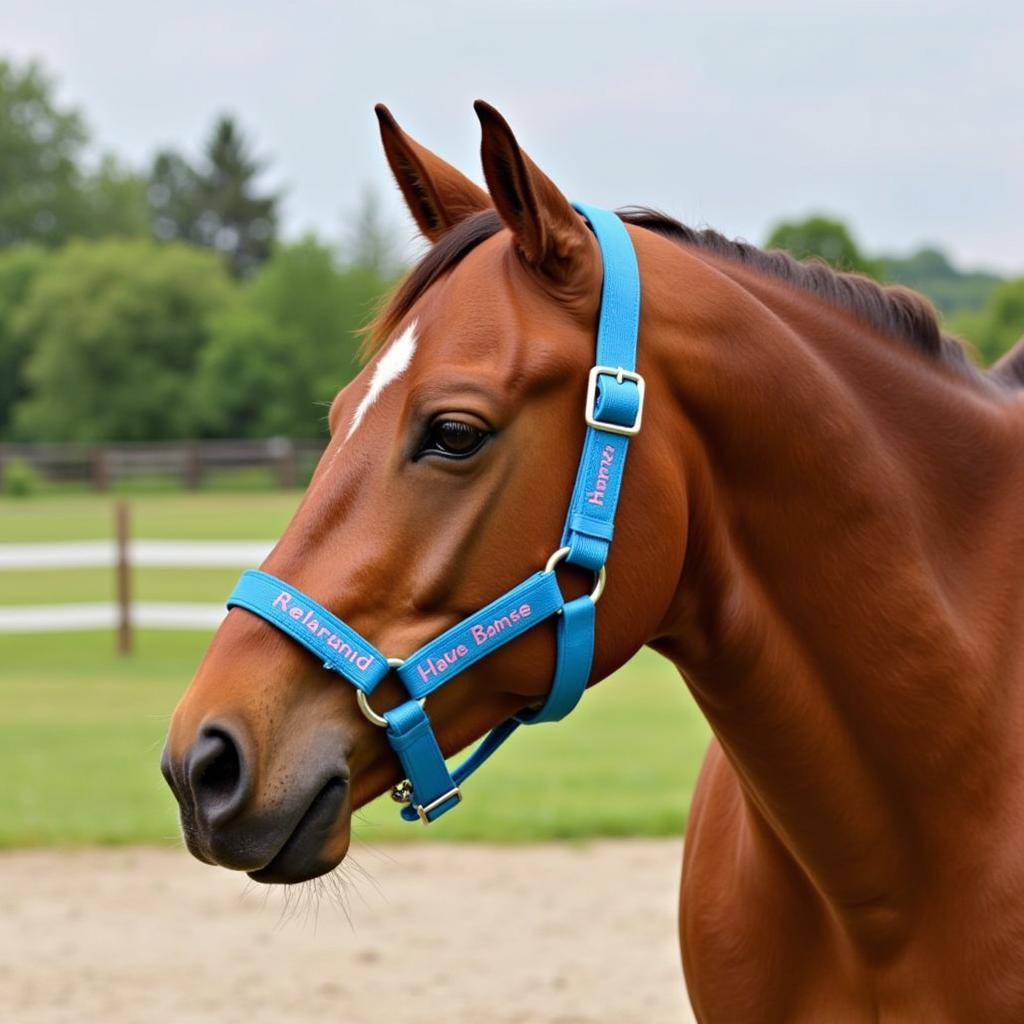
<box><xmin>161</xmin><ymin>718</ymin><xmax>352</xmax><ymax>884</ymax></box>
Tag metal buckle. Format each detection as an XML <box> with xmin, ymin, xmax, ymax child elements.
<box><xmin>415</xmin><ymin>785</ymin><xmax>462</xmax><ymax>824</ymax></box>
<box><xmin>584</xmin><ymin>365</ymin><xmax>645</xmax><ymax>436</ymax></box>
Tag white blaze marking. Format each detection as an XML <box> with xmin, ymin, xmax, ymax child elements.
<box><xmin>345</xmin><ymin>321</ymin><xmax>418</xmax><ymax>441</ymax></box>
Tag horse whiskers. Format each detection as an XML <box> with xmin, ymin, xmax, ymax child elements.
<box><xmin>322</xmin><ymin>868</ymin><xmax>356</xmax><ymax>930</ymax></box>
<box><xmin>247</xmin><ymin>862</ymin><xmax>360</xmax><ymax>932</ymax></box>
<box><xmin>350</xmin><ymin>833</ymin><xmax>399</xmax><ymax>867</ymax></box>
<box><xmin>342</xmin><ymin>852</ymin><xmax>386</xmax><ymax>906</ymax></box>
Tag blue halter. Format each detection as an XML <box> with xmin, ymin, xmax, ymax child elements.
<box><xmin>226</xmin><ymin>203</ymin><xmax>643</xmax><ymax>823</ymax></box>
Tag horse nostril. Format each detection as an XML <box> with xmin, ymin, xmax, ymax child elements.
<box><xmin>197</xmin><ymin>732</ymin><xmax>239</xmax><ymax>799</ymax></box>
<box><xmin>187</xmin><ymin>723</ymin><xmax>251</xmax><ymax>826</ymax></box>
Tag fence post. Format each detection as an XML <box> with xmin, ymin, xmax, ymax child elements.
<box><xmin>92</xmin><ymin>445</ymin><xmax>110</xmax><ymax>492</ymax></box>
<box><xmin>272</xmin><ymin>438</ymin><xmax>296</xmax><ymax>489</ymax></box>
<box><xmin>114</xmin><ymin>500</ymin><xmax>133</xmax><ymax>656</ymax></box>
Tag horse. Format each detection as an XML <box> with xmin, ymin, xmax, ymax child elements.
<box><xmin>162</xmin><ymin>101</ymin><xmax>1024</xmax><ymax>1021</ymax></box>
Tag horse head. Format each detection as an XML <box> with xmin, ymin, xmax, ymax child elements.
<box><xmin>161</xmin><ymin>103</ymin><xmax>679</xmax><ymax>883</ymax></box>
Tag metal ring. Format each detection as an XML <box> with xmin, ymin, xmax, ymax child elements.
<box><xmin>356</xmin><ymin>657</ymin><xmax>423</xmax><ymax>728</ymax></box>
<box><xmin>544</xmin><ymin>546</ymin><xmax>571</xmax><ymax>574</ymax></box>
<box><xmin>543</xmin><ymin>546</ymin><xmax>607</xmax><ymax>605</ymax></box>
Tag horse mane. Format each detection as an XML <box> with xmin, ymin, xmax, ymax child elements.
<box><xmin>363</xmin><ymin>207</ymin><xmax>991</xmax><ymax>385</ymax></box>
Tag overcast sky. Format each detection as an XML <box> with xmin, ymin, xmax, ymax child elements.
<box><xmin>4</xmin><ymin>1</ymin><xmax>1022</xmax><ymax>272</ymax></box>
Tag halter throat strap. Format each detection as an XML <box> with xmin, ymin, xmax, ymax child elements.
<box><xmin>225</xmin><ymin>203</ymin><xmax>642</xmax><ymax>823</ymax></box>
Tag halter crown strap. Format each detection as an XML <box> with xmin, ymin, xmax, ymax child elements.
<box><xmin>225</xmin><ymin>203</ymin><xmax>642</xmax><ymax>824</ymax></box>
<box><xmin>560</xmin><ymin>203</ymin><xmax>644</xmax><ymax>572</ymax></box>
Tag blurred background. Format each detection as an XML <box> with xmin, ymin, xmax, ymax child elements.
<box><xmin>0</xmin><ymin>3</ymin><xmax>1021</xmax><ymax>1022</ymax></box>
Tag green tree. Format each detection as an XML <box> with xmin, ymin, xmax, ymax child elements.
<box><xmin>950</xmin><ymin>278</ymin><xmax>1024</xmax><ymax>366</ymax></box>
<box><xmin>148</xmin><ymin>116</ymin><xmax>278</xmax><ymax>278</ymax></box>
<box><xmin>148</xmin><ymin>150</ymin><xmax>201</xmax><ymax>242</ymax></box>
<box><xmin>0</xmin><ymin>59</ymin><xmax>88</xmax><ymax>247</ymax></box>
<box><xmin>0</xmin><ymin>59</ymin><xmax>150</xmax><ymax>247</ymax></box>
<box><xmin>195</xmin><ymin>308</ymin><xmax>307</xmax><ymax>438</ymax></box>
<box><xmin>880</xmin><ymin>247</ymin><xmax>1002</xmax><ymax>318</ymax></box>
<box><xmin>341</xmin><ymin>186</ymin><xmax>404</xmax><ymax>280</ymax></box>
<box><xmin>0</xmin><ymin>244</ymin><xmax>48</xmax><ymax>437</ymax></box>
<box><xmin>79</xmin><ymin>155</ymin><xmax>150</xmax><ymax>239</ymax></box>
<box><xmin>765</xmin><ymin>215</ymin><xmax>882</xmax><ymax>278</ymax></box>
<box><xmin>197</xmin><ymin>236</ymin><xmax>395</xmax><ymax>437</ymax></box>
<box><xmin>13</xmin><ymin>239</ymin><xmax>234</xmax><ymax>441</ymax></box>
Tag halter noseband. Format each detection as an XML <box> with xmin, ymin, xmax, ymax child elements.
<box><xmin>225</xmin><ymin>204</ymin><xmax>643</xmax><ymax>824</ymax></box>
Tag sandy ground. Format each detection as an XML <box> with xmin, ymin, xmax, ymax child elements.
<box><xmin>0</xmin><ymin>840</ymin><xmax>696</xmax><ymax>1024</ymax></box>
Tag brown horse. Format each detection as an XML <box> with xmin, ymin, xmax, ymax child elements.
<box><xmin>163</xmin><ymin>101</ymin><xmax>1024</xmax><ymax>1021</ymax></box>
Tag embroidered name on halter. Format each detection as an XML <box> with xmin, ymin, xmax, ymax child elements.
<box><xmin>272</xmin><ymin>591</ymin><xmax>374</xmax><ymax>672</ymax></box>
<box><xmin>470</xmin><ymin>602</ymin><xmax>532</xmax><ymax>644</ymax></box>
<box><xmin>415</xmin><ymin>603</ymin><xmax>534</xmax><ymax>684</ymax></box>
<box><xmin>587</xmin><ymin>445</ymin><xmax>616</xmax><ymax>506</ymax></box>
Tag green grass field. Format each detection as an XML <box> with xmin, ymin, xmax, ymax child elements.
<box><xmin>0</xmin><ymin>491</ymin><xmax>710</xmax><ymax>848</ymax></box>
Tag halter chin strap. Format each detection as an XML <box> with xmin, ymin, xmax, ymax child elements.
<box><xmin>225</xmin><ymin>203</ymin><xmax>643</xmax><ymax>823</ymax></box>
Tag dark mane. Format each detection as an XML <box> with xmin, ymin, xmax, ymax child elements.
<box><xmin>365</xmin><ymin>207</ymin><xmax>981</xmax><ymax>380</ymax></box>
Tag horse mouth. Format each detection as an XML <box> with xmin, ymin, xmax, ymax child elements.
<box><xmin>247</xmin><ymin>776</ymin><xmax>351</xmax><ymax>884</ymax></box>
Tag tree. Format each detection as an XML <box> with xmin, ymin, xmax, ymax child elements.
<box><xmin>196</xmin><ymin>236</ymin><xmax>396</xmax><ymax>438</ymax></box>
<box><xmin>148</xmin><ymin>116</ymin><xmax>278</xmax><ymax>278</ymax></box>
<box><xmin>0</xmin><ymin>244</ymin><xmax>47</xmax><ymax>437</ymax></box>
<box><xmin>0</xmin><ymin>59</ymin><xmax>150</xmax><ymax>248</ymax></box>
<box><xmin>950</xmin><ymin>278</ymin><xmax>1024</xmax><ymax>366</ymax></box>
<box><xmin>341</xmin><ymin>186</ymin><xmax>404</xmax><ymax>279</ymax></box>
<box><xmin>195</xmin><ymin>308</ymin><xmax>308</xmax><ymax>438</ymax></box>
<box><xmin>12</xmin><ymin>239</ymin><xmax>234</xmax><ymax>441</ymax></box>
<box><xmin>0</xmin><ymin>59</ymin><xmax>89</xmax><ymax>247</ymax></box>
<box><xmin>148</xmin><ymin>150</ymin><xmax>201</xmax><ymax>243</ymax></box>
<box><xmin>247</xmin><ymin>235</ymin><xmax>394</xmax><ymax>404</ymax></box>
<box><xmin>880</xmin><ymin>247</ymin><xmax>1002</xmax><ymax>317</ymax></box>
<box><xmin>79</xmin><ymin>155</ymin><xmax>150</xmax><ymax>240</ymax></box>
<box><xmin>764</xmin><ymin>215</ymin><xmax>882</xmax><ymax>278</ymax></box>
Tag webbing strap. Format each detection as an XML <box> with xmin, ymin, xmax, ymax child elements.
<box><xmin>385</xmin><ymin>701</ymin><xmax>461</xmax><ymax>823</ymax></box>
<box><xmin>560</xmin><ymin>203</ymin><xmax>642</xmax><ymax>572</ymax></box>
<box><xmin>227</xmin><ymin>570</ymin><xmax>389</xmax><ymax>693</ymax></box>
<box><xmin>398</xmin><ymin>570</ymin><xmax>564</xmax><ymax>699</ymax></box>
<box><xmin>399</xmin><ymin>593</ymin><xmax>596</xmax><ymax>819</ymax></box>
<box><xmin>403</xmin><ymin>716</ymin><xmax>522</xmax><ymax>822</ymax></box>
<box><xmin>516</xmin><ymin>594</ymin><xmax>595</xmax><ymax>724</ymax></box>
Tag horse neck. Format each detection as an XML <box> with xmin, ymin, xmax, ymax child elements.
<box><xmin>636</xmin><ymin>239</ymin><xmax>1024</xmax><ymax>909</ymax></box>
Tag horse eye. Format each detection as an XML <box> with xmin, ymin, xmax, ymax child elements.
<box><xmin>417</xmin><ymin>419</ymin><xmax>489</xmax><ymax>460</ymax></box>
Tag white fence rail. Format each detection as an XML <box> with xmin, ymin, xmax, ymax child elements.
<box><xmin>0</xmin><ymin>508</ymin><xmax>276</xmax><ymax>642</ymax></box>
<box><xmin>0</xmin><ymin>540</ymin><xmax>274</xmax><ymax>570</ymax></box>
<box><xmin>0</xmin><ymin>602</ymin><xmax>227</xmax><ymax>633</ymax></box>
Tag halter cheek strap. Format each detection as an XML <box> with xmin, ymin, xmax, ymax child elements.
<box><xmin>225</xmin><ymin>203</ymin><xmax>643</xmax><ymax>824</ymax></box>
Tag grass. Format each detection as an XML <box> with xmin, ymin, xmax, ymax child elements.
<box><xmin>0</xmin><ymin>566</ymin><xmax>243</xmax><ymax>605</ymax></box>
<box><xmin>0</xmin><ymin>631</ymin><xmax>709</xmax><ymax>848</ymax></box>
<box><xmin>0</xmin><ymin>491</ymin><xmax>711</xmax><ymax>847</ymax></box>
<box><xmin>0</xmin><ymin>489</ymin><xmax>303</xmax><ymax>542</ymax></box>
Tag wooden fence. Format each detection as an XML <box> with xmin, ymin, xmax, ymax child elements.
<box><xmin>0</xmin><ymin>438</ymin><xmax>325</xmax><ymax>491</ymax></box>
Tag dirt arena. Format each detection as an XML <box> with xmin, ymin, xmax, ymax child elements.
<box><xmin>0</xmin><ymin>839</ymin><xmax>696</xmax><ymax>1023</ymax></box>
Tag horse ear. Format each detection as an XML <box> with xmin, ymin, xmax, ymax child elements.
<box><xmin>474</xmin><ymin>100</ymin><xmax>595</xmax><ymax>287</ymax></box>
<box><xmin>375</xmin><ymin>104</ymin><xmax>491</xmax><ymax>243</ymax></box>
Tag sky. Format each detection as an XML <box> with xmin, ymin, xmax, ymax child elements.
<box><xmin>3</xmin><ymin>1</ymin><xmax>1022</xmax><ymax>273</ymax></box>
